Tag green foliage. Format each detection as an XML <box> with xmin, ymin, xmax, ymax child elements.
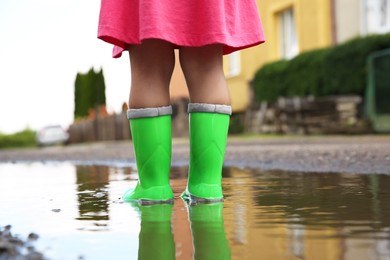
<box><xmin>0</xmin><ymin>129</ymin><xmax>36</xmax><ymax>149</ymax></box>
<box><xmin>74</xmin><ymin>68</ymin><xmax>106</xmax><ymax>119</ymax></box>
<box><xmin>229</xmin><ymin>113</ymin><xmax>245</xmax><ymax>134</ymax></box>
<box><xmin>287</xmin><ymin>48</ymin><xmax>331</xmax><ymax>97</ymax></box>
<box><xmin>253</xmin><ymin>33</ymin><xmax>390</xmax><ymax>103</ymax></box>
<box><xmin>324</xmin><ymin>34</ymin><xmax>390</xmax><ymax>96</ymax></box>
<box><xmin>253</xmin><ymin>60</ymin><xmax>289</xmax><ymax>103</ymax></box>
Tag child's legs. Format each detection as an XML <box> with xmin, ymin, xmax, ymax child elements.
<box><xmin>179</xmin><ymin>45</ymin><xmax>231</xmax><ymax>201</ymax></box>
<box><xmin>128</xmin><ymin>39</ymin><xmax>175</xmax><ymax>108</ymax></box>
<box><xmin>179</xmin><ymin>45</ymin><xmax>230</xmax><ymax>105</ymax></box>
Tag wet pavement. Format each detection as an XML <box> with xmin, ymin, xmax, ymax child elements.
<box><xmin>1</xmin><ymin>135</ymin><xmax>390</xmax><ymax>174</ymax></box>
<box><xmin>1</xmin><ymin>163</ymin><xmax>390</xmax><ymax>259</ymax></box>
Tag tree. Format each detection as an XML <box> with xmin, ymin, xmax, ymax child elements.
<box><xmin>74</xmin><ymin>68</ymin><xmax>106</xmax><ymax>119</ymax></box>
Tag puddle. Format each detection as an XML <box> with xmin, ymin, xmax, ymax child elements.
<box><xmin>0</xmin><ymin>163</ymin><xmax>390</xmax><ymax>259</ymax></box>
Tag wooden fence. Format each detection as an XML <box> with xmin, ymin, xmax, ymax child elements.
<box><xmin>68</xmin><ymin>96</ymin><xmax>371</xmax><ymax>143</ymax></box>
<box><xmin>68</xmin><ymin>98</ymin><xmax>190</xmax><ymax>144</ymax></box>
<box><xmin>68</xmin><ymin>113</ymin><xmax>130</xmax><ymax>143</ymax></box>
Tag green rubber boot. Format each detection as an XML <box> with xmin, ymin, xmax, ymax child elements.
<box><xmin>123</xmin><ymin>106</ymin><xmax>174</xmax><ymax>204</ymax></box>
<box><xmin>188</xmin><ymin>203</ymin><xmax>231</xmax><ymax>260</ymax></box>
<box><xmin>182</xmin><ymin>103</ymin><xmax>231</xmax><ymax>203</ymax></box>
<box><xmin>136</xmin><ymin>204</ymin><xmax>175</xmax><ymax>260</ymax></box>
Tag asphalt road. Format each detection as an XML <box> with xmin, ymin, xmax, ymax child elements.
<box><xmin>1</xmin><ymin>135</ymin><xmax>390</xmax><ymax>174</ymax></box>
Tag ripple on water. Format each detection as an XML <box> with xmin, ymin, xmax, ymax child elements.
<box><xmin>1</xmin><ymin>163</ymin><xmax>390</xmax><ymax>259</ymax></box>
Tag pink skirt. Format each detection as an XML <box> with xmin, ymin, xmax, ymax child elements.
<box><xmin>98</xmin><ymin>0</ymin><xmax>265</xmax><ymax>58</ymax></box>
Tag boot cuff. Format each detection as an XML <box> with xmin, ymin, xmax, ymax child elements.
<box><xmin>127</xmin><ymin>106</ymin><xmax>172</xmax><ymax>119</ymax></box>
<box><xmin>188</xmin><ymin>103</ymin><xmax>232</xmax><ymax>115</ymax></box>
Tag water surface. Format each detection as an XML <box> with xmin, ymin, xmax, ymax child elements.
<box><xmin>0</xmin><ymin>163</ymin><xmax>389</xmax><ymax>259</ymax></box>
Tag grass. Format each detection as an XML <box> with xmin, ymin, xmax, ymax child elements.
<box><xmin>0</xmin><ymin>129</ymin><xmax>37</xmax><ymax>149</ymax></box>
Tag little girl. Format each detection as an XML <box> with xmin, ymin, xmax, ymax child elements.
<box><xmin>98</xmin><ymin>0</ymin><xmax>265</xmax><ymax>204</ymax></box>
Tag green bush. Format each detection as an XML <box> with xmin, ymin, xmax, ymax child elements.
<box><xmin>253</xmin><ymin>33</ymin><xmax>390</xmax><ymax>103</ymax></box>
<box><xmin>324</xmin><ymin>34</ymin><xmax>390</xmax><ymax>96</ymax></box>
<box><xmin>0</xmin><ymin>129</ymin><xmax>36</xmax><ymax>149</ymax></box>
<box><xmin>253</xmin><ymin>60</ymin><xmax>289</xmax><ymax>103</ymax></box>
<box><xmin>287</xmin><ymin>48</ymin><xmax>331</xmax><ymax>97</ymax></box>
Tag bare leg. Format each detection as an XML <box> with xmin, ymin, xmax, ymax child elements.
<box><xmin>128</xmin><ymin>39</ymin><xmax>175</xmax><ymax>108</ymax></box>
<box><xmin>123</xmin><ymin>39</ymin><xmax>175</xmax><ymax>203</ymax></box>
<box><xmin>179</xmin><ymin>45</ymin><xmax>230</xmax><ymax>105</ymax></box>
<box><xmin>179</xmin><ymin>45</ymin><xmax>231</xmax><ymax>202</ymax></box>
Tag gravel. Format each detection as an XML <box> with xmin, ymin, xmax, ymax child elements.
<box><xmin>0</xmin><ymin>225</ymin><xmax>45</xmax><ymax>260</ymax></box>
<box><xmin>1</xmin><ymin>135</ymin><xmax>390</xmax><ymax>174</ymax></box>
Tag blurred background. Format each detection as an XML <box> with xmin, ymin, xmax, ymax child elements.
<box><xmin>0</xmin><ymin>0</ymin><xmax>129</xmax><ymax>133</ymax></box>
<box><xmin>1</xmin><ymin>0</ymin><xmax>389</xmax><ymax>148</ymax></box>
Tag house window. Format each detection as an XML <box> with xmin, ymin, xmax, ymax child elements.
<box><xmin>279</xmin><ymin>8</ymin><xmax>299</xmax><ymax>59</ymax></box>
<box><xmin>227</xmin><ymin>51</ymin><xmax>241</xmax><ymax>77</ymax></box>
<box><xmin>364</xmin><ymin>0</ymin><xmax>390</xmax><ymax>34</ymax></box>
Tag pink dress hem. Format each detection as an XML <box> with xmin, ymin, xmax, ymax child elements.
<box><xmin>98</xmin><ymin>26</ymin><xmax>265</xmax><ymax>58</ymax></box>
<box><xmin>98</xmin><ymin>0</ymin><xmax>265</xmax><ymax>58</ymax></box>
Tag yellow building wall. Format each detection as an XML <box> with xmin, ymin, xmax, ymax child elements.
<box><xmin>224</xmin><ymin>0</ymin><xmax>333</xmax><ymax>113</ymax></box>
<box><xmin>170</xmin><ymin>0</ymin><xmax>333</xmax><ymax>113</ymax></box>
<box><xmin>264</xmin><ymin>0</ymin><xmax>332</xmax><ymax>59</ymax></box>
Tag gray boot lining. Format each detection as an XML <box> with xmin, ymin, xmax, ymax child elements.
<box><xmin>127</xmin><ymin>106</ymin><xmax>172</xmax><ymax>119</ymax></box>
<box><xmin>188</xmin><ymin>103</ymin><xmax>232</xmax><ymax>115</ymax></box>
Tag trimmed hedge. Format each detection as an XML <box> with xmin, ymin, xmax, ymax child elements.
<box><xmin>253</xmin><ymin>33</ymin><xmax>390</xmax><ymax>103</ymax></box>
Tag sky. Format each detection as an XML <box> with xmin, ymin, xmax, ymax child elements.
<box><xmin>0</xmin><ymin>0</ymin><xmax>130</xmax><ymax>134</ymax></box>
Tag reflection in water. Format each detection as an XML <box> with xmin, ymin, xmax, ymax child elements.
<box><xmin>135</xmin><ymin>204</ymin><xmax>175</xmax><ymax>260</ymax></box>
<box><xmin>75</xmin><ymin>166</ymin><xmax>110</xmax><ymax>230</ymax></box>
<box><xmin>1</xmin><ymin>163</ymin><xmax>390</xmax><ymax>259</ymax></box>
<box><xmin>72</xmin><ymin>165</ymin><xmax>390</xmax><ymax>259</ymax></box>
<box><xmin>134</xmin><ymin>202</ymin><xmax>231</xmax><ymax>260</ymax></box>
<box><xmin>188</xmin><ymin>203</ymin><xmax>231</xmax><ymax>260</ymax></box>
<box><xmin>223</xmin><ymin>168</ymin><xmax>390</xmax><ymax>259</ymax></box>
<box><xmin>248</xmin><ymin>169</ymin><xmax>390</xmax><ymax>231</ymax></box>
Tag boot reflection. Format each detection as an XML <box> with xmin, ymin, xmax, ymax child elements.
<box><xmin>189</xmin><ymin>203</ymin><xmax>231</xmax><ymax>260</ymax></box>
<box><xmin>136</xmin><ymin>204</ymin><xmax>175</xmax><ymax>260</ymax></box>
